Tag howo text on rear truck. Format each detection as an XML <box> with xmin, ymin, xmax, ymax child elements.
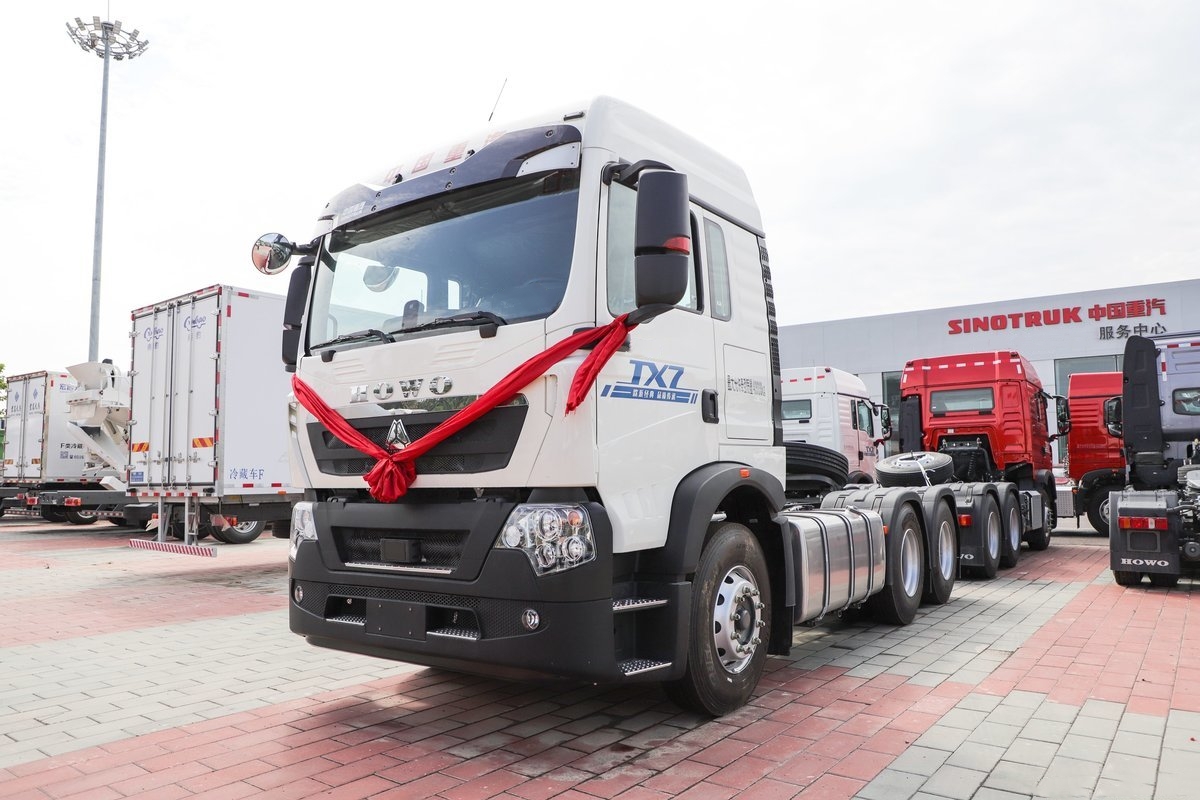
<box><xmin>253</xmin><ymin>97</ymin><xmax>956</xmax><ymax>715</ymax></box>
<box><xmin>1106</xmin><ymin>333</ymin><xmax>1200</xmax><ymax>586</ymax></box>
<box><xmin>894</xmin><ymin>351</ymin><xmax>1068</xmax><ymax>578</ymax></box>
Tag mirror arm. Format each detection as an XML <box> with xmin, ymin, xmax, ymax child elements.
<box><xmin>627</xmin><ymin>303</ymin><xmax>675</xmax><ymax>325</ymax></box>
<box><xmin>603</xmin><ymin>159</ymin><xmax>675</xmax><ymax>187</ymax></box>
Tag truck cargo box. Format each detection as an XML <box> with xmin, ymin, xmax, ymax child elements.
<box><xmin>128</xmin><ymin>285</ymin><xmax>296</xmax><ymax>498</ymax></box>
<box><xmin>1</xmin><ymin>370</ymin><xmax>93</xmax><ymax>485</ymax></box>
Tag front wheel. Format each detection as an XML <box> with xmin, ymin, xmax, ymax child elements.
<box><xmin>868</xmin><ymin>503</ymin><xmax>925</xmax><ymax>624</ymax></box>
<box><xmin>1086</xmin><ymin>490</ymin><xmax>1111</xmax><ymax>536</ymax></box>
<box><xmin>664</xmin><ymin>522</ymin><xmax>770</xmax><ymax>717</ymax></box>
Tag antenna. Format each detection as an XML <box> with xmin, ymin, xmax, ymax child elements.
<box><xmin>488</xmin><ymin>78</ymin><xmax>508</xmax><ymax>123</ymax></box>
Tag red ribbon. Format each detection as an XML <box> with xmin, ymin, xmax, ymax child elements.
<box><xmin>292</xmin><ymin>315</ymin><xmax>634</xmax><ymax>503</ymax></box>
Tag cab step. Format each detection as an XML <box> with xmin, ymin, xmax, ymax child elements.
<box><xmin>619</xmin><ymin>658</ymin><xmax>672</xmax><ymax>676</ymax></box>
<box><xmin>612</xmin><ymin>597</ymin><xmax>668</xmax><ymax>612</ymax></box>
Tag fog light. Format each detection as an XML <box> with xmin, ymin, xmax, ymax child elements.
<box><xmin>293</xmin><ymin>583</ymin><xmax>304</xmax><ymax>604</ymax></box>
<box><xmin>521</xmin><ymin>609</ymin><xmax>540</xmax><ymax>631</ymax></box>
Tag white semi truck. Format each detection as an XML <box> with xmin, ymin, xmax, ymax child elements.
<box><xmin>252</xmin><ymin>97</ymin><xmax>960</xmax><ymax>715</ymax></box>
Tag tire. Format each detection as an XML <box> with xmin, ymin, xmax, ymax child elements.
<box><xmin>967</xmin><ymin>493</ymin><xmax>1001</xmax><ymax>579</ymax></box>
<box><xmin>1149</xmin><ymin>573</ymin><xmax>1179</xmax><ymax>588</ymax></box>
<box><xmin>664</xmin><ymin>522</ymin><xmax>770</xmax><ymax>716</ymax></box>
<box><xmin>877</xmin><ymin>452</ymin><xmax>954</xmax><ymax>487</ymax></box>
<box><xmin>868</xmin><ymin>503</ymin><xmax>925</xmax><ymax>624</ymax></box>
<box><xmin>1086</xmin><ymin>490</ymin><xmax>1111</xmax><ymax>536</ymax></box>
<box><xmin>785</xmin><ymin>442</ymin><xmax>850</xmax><ymax>486</ymax></box>
<box><xmin>65</xmin><ymin>510</ymin><xmax>99</xmax><ymax>526</ymax></box>
<box><xmin>922</xmin><ymin>501</ymin><xmax>957</xmax><ymax>605</ymax></box>
<box><xmin>1025</xmin><ymin>489</ymin><xmax>1052</xmax><ymax>551</ymax></box>
<box><xmin>41</xmin><ymin>508</ymin><xmax>68</xmax><ymax>523</ymax></box>
<box><xmin>214</xmin><ymin>519</ymin><xmax>266</xmax><ymax>545</ymax></box>
<box><xmin>998</xmin><ymin>491</ymin><xmax>1022</xmax><ymax>569</ymax></box>
<box><xmin>1113</xmin><ymin>570</ymin><xmax>1142</xmax><ymax>586</ymax></box>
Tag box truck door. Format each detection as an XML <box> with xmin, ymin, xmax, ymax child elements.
<box><xmin>3</xmin><ymin>376</ymin><xmax>36</xmax><ymax>481</ymax></box>
<box><xmin>130</xmin><ymin>307</ymin><xmax>173</xmax><ymax>487</ymax></box>
<box><xmin>169</xmin><ymin>291</ymin><xmax>221</xmax><ymax>486</ymax></box>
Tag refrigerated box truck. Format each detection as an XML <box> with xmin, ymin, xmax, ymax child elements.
<box><xmin>127</xmin><ymin>285</ymin><xmax>301</xmax><ymax>550</ymax></box>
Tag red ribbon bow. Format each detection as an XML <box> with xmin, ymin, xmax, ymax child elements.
<box><xmin>292</xmin><ymin>315</ymin><xmax>634</xmax><ymax>502</ymax></box>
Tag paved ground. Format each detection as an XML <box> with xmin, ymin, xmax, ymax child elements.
<box><xmin>0</xmin><ymin>515</ymin><xmax>1196</xmax><ymax>800</ymax></box>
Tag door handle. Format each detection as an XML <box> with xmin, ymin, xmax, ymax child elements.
<box><xmin>702</xmin><ymin>389</ymin><xmax>719</xmax><ymax>424</ymax></box>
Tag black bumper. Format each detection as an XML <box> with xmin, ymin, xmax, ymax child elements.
<box><xmin>289</xmin><ymin>498</ymin><xmax>687</xmax><ymax>682</ymax></box>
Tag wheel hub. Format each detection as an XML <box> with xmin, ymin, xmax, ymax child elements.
<box><xmin>712</xmin><ymin>566</ymin><xmax>764</xmax><ymax>674</ymax></box>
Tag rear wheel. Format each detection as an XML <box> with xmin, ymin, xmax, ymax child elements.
<box><xmin>868</xmin><ymin>503</ymin><xmax>925</xmax><ymax>624</ymax></box>
<box><xmin>65</xmin><ymin>510</ymin><xmax>99</xmax><ymax>526</ymax></box>
<box><xmin>665</xmin><ymin>522</ymin><xmax>770</xmax><ymax>716</ymax></box>
<box><xmin>215</xmin><ymin>520</ymin><xmax>266</xmax><ymax>545</ymax></box>
<box><xmin>1149</xmin><ymin>573</ymin><xmax>1179</xmax><ymax>588</ymax></box>
<box><xmin>40</xmin><ymin>508</ymin><xmax>68</xmax><ymax>523</ymax></box>
<box><xmin>1086</xmin><ymin>490</ymin><xmax>1111</xmax><ymax>536</ymax></box>
<box><xmin>968</xmin><ymin>494</ymin><xmax>1001</xmax><ymax>579</ymax></box>
<box><xmin>922</xmin><ymin>501</ymin><xmax>957</xmax><ymax>605</ymax></box>
<box><xmin>998</xmin><ymin>491</ymin><xmax>1022</xmax><ymax>569</ymax></box>
<box><xmin>1113</xmin><ymin>570</ymin><xmax>1142</xmax><ymax>586</ymax></box>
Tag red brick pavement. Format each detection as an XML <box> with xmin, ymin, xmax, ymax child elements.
<box><xmin>2</xmin><ymin>529</ymin><xmax>1195</xmax><ymax>799</ymax></box>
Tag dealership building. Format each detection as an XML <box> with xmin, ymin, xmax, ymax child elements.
<box><xmin>778</xmin><ymin>278</ymin><xmax>1199</xmax><ymax>454</ymax></box>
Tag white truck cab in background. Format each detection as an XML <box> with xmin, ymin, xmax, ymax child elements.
<box><xmin>781</xmin><ymin>366</ymin><xmax>891</xmax><ymax>482</ymax></box>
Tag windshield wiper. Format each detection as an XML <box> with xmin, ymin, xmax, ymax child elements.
<box><xmin>310</xmin><ymin>328</ymin><xmax>395</xmax><ymax>350</ymax></box>
<box><xmin>391</xmin><ymin>311</ymin><xmax>507</xmax><ymax>338</ymax></box>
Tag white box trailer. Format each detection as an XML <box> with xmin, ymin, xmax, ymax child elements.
<box><xmin>1</xmin><ymin>370</ymin><xmax>93</xmax><ymax>486</ymax></box>
<box><xmin>128</xmin><ymin>285</ymin><xmax>300</xmax><ymax>550</ymax></box>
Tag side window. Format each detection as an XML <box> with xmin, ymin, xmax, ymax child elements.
<box><xmin>606</xmin><ymin>181</ymin><xmax>700</xmax><ymax>315</ymax></box>
<box><xmin>703</xmin><ymin>219</ymin><xmax>732</xmax><ymax>321</ymax></box>
<box><xmin>857</xmin><ymin>401</ymin><xmax>874</xmax><ymax>437</ymax></box>
<box><xmin>1173</xmin><ymin>389</ymin><xmax>1200</xmax><ymax>415</ymax></box>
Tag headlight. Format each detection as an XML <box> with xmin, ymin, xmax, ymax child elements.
<box><xmin>495</xmin><ymin>504</ymin><xmax>596</xmax><ymax>575</ymax></box>
<box><xmin>290</xmin><ymin>501</ymin><xmax>317</xmax><ymax>561</ymax></box>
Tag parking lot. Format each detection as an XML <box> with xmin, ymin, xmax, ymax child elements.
<box><xmin>1</xmin><ymin>516</ymin><xmax>1197</xmax><ymax>800</ymax></box>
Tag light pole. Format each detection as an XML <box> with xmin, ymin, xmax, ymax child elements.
<box><xmin>66</xmin><ymin>16</ymin><xmax>149</xmax><ymax>362</ymax></box>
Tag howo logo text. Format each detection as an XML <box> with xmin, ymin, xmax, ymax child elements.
<box><xmin>1119</xmin><ymin>558</ymin><xmax>1171</xmax><ymax>567</ymax></box>
<box><xmin>349</xmin><ymin>376</ymin><xmax>453</xmax><ymax>403</ymax></box>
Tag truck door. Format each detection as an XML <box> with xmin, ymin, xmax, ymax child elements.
<box><xmin>595</xmin><ymin>182</ymin><xmax>719</xmax><ymax>552</ymax></box>
<box><xmin>130</xmin><ymin>306</ymin><xmax>173</xmax><ymax>487</ymax></box>
<box><xmin>169</xmin><ymin>291</ymin><xmax>221</xmax><ymax>487</ymax></box>
<box><xmin>3</xmin><ymin>376</ymin><xmax>34</xmax><ymax>481</ymax></box>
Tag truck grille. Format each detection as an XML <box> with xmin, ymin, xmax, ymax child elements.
<box><xmin>308</xmin><ymin>404</ymin><xmax>528</xmax><ymax>477</ymax></box>
<box><xmin>335</xmin><ymin>526</ymin><xmax>467</xmax><ymax>571</ymax></box>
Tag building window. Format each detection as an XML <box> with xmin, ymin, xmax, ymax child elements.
<box><xmin>1053</xmin><ymin>355</ymin><xmax>1123</xmax><ymax>397</ymax></box>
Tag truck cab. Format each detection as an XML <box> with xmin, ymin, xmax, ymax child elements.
<box><xmin>1064</xmin><ymin>371</ymin><xmax>1124</xmax><ymax>532</ymax></box>
<box><xmin>781</xmin><ymin>366</ymin><xmax>891</xmax><ymax>482</ymax></box>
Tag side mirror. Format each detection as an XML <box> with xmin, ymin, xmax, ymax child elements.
<box><xmin>879</xmin><ymin>406</ymin><xmax>893</xmax><ymax>441</ymax></box>
<box><xmin>1104</xmin><ymin>396</ymin><xmax>1123</xmax><ymax>438</ymax></box>
<box><xmin>633</xmin><ymin>170</ymin><xmax>690</xmax><ymax>311</ymax></box>
<box><xmin>1048</xmin><ymin>396</ymin><xmax>1072</xmax><ymax>442</ymax></box>
<box><xmin>281</xmin><ymin>259</ymin><xmax>312</xmax><ymax>370</ymax></box>
<box><xmin>252</xmin><ymin>233</ymin><xmax>294</xmax><ymax>275</ymax></box>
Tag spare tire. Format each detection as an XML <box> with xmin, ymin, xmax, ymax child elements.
<box><xmin>785</xmin><ymin>442</ymin><xmax>850</xmax><ymax>486</ymax></box>
<box><xmin>877</xmin><ymin>451</ymin><xmax>954</xmax><ymax>487</ymax></box>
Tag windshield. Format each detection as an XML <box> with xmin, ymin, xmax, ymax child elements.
<box><xmin>308</xmin><ymin>170</ymin><xmax>579</xmax><ymax>348</ymax></box>
<box><xmin>930</xmin><ymin>387</ymin><xmax>995</xmax><ymax>415</ymax></box>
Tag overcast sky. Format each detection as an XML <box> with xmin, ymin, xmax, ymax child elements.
<box><xmin>1</xmin><ymin>1</ymin><xmax>1197</xmax><ymax>377</ymax></box>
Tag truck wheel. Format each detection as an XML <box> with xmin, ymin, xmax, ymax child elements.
<box><xmin>922</xmin><ymin>501</ymin><xmax>957</xmax><ymax>605</ymax></box>
<box><xmin>41</xmin><ymin>508</ymin><xmax>68</xmax><ymax>523</ymax></box>
<box><xmin>868</xmin><ymin>504</ymin><xmax>925</xmax><ymax>624</ymax></box>
<box><xmin>1113</xmin><ymin>570</ymin><xmax>1142</xmax><ymax>586</ymax></box>
<box><xmin>876</xmin><ymin>452</ymin><xmax>954</xmax><ymax>487</ymax></box>
<box><xmin>967</xmin><ymin>494</ymin><xmax>1001</xmax><ymax>579</ymax></box>
<box><xmin>65</xmin><ymin>510</ymin><xmax>99</xmax><ymax>526</ymax></box>
<box><xmin>998</xmin><ymin>491</ymin><xmax>1022</xmax><ymax>569</ymax></box>
<box><xmin>1149</xmin><ymin>574</ymin><xmax>1179</xmax><ymax>588</ymax></box>
<box><xmin>1086</xmin><ymin>491</ymin><xmax>1111</xmax><ymax>536</ymax></box>
<box><xmin>1025</xmin><ymin>490</ymin><xmax>1053</xmax><ymax>551</ymax></box>
<box><xmin>664</xmin><ymin>522</ymin><xmax>770</xmax><ymax>717</ymax></box>
<box><xmin>213</xmin><ymin>520</ymin><xmax>266</xmax><ymax>545</ymax></box>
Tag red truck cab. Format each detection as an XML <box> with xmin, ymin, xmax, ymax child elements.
<box><xmin>1064</xmin><ymin>372</ymin><xmax>1124</xmax><ymax>533</ymax></box>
